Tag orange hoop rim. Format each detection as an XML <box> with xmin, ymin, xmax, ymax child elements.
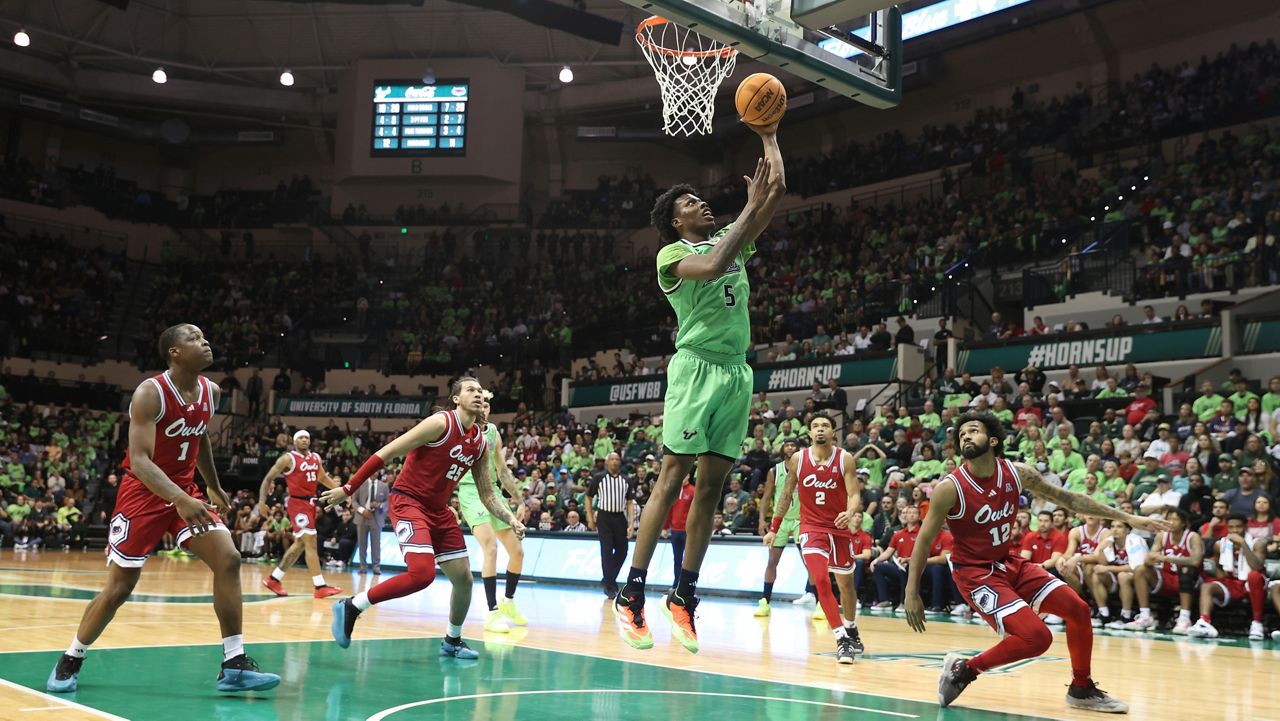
<box><xmin>636</xmin><ymin>16</ymin><xmax>738</xmax><ymax>60</ymax></box>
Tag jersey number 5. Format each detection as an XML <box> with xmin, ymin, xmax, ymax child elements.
<box><xmin>987</xmin><ymin>522</ymin><xmax>1012</xmax><ymax>547</ymax></box>
<box><xmin>723</xmin><ymin>284</ymin><xmax>736</xmax><ymax>307</ymax></box>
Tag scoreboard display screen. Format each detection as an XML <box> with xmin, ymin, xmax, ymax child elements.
<box><xmin>370</xmin><ymin>80</ymin><xmax>469</xmax><ymax>157</ymax></box>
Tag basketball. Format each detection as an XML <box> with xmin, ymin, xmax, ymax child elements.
<box><xmin>735</xmin><ymin>72</ymin><xmax>787</xmax><ymax>126</ymax></box>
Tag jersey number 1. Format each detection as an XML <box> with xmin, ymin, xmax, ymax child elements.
<box><xmin>177</xmin><ymin>441</ymin><xmax>190</xmax><ymax>461</ymax></box>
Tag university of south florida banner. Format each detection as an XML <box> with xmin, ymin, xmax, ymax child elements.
<box><xmin>274</xmin><ymin>395</ymin><xmax>433</xmax><ymax>417</ymax></box>
<box><xmin>567</xmin><ymin>356</ymin><xmax>896</xmax><ymax>407</ymax></box>
<box><xmin>958</xmin><ymin>325</ymin><xmax>1223</xmax><ymax>373</ymax></box>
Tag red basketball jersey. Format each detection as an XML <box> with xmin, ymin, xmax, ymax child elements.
<box><xmin>1106</xmin><ymin>535</ymin><xmax>1129</xmax><ymax>566</ymax></box>
<box><xmin>1159</xmin><ymin>529</ymin><xmax>1194</xmax><ymax>574</ymax></box>
<box><xmin>796</xmin><ymin>446</ymin><xmax>847</xmax><ymax>533</ymax></box>
<box><xmin>1075</xmin><ymin>523</ymin><xmax>1104</xmax><ymax>556</ymax></box>
<box><xmin>123</xmin><ymin>371</ymin><xmax>214</xmax><ymax>495</ymax></box>
<box><xmin>943</xmin><ymin>457</ymin><xmax>1024</xmax><ymax>565</ymax></box>
<box><xmin>284</xmin><ymin>451</ymin><xmax>322</xmax><ymax>498</ymax></box>
<box><xmin>393</xmin><ymin>410</ymin><xmax>486</xmax><ymax>510</ymax></box>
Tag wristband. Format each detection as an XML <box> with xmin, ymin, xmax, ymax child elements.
<box><xmin>344</xmin><ymin>454</ymin><xmax>385</xmax><ymax>495</ymax></box>
<box><xmin>769</xmin><ymin>516</ymin><xmax>782</xmax><ymax>534</ymax></box>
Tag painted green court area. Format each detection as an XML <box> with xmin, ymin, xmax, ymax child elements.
<box><xmin>0</xmin><ymin>639</ymin><xmax>1050</xmax><ymax>721</ymax></box>
<box><xmin>0</xmin><ymin>583</ymin><xmax>278</xmax><ymax>604</ymax></box>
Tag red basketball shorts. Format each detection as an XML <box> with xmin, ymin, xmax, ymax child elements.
<box><xmin>107</xmin><ymin>477</ymin><xmax>225</xmax><ymax>567</ymax></box>
<box><xmin>950</xmin><ymin>555</ymin><xmax>1066</xmax><ymax>635</ymax></box>
<box><xmin>389</xmin><ymin>492</ymin><xmax>467</xmax><ymax>563</ymax></box>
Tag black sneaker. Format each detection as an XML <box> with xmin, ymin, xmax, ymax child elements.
<box><xmin>835</xmin><ymin>636</ymin><xmax>855</xmax><ymax>664</ymax></box>
<box><xmin>847</xmin><ymin>626</ymin><xmax>865</xmax><ymax>654</ymax></box>
<box><xmin>46</xmin><ymin>654</ymin><xmax>84</xmax><ymax>693</ymax></box>
<box><xmin>937</xmin><ymin>653</ymin><xmax>977</xmax><ymax>707</ymax></box>
<box><xmin>1066</xmin><ymin>681</ymin><xmax>1129</xmax><ymax>713</ymax></box>
<box><xmin>216</xmin><ymin>654</ymin><xmax>281</xmax><ymax>692</ymax></box>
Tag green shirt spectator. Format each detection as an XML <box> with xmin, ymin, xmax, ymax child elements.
<box><xmin>910</xmin><ymin>458</ymin><xmax>945</xmax><ymax>480</ymax></box>
<box><xmin>1193</xmin><ymin>388</ymin><xmax>1225</xmax><ymax>421</ymax></box>
<box><xmin>1095</xmin><ymin>386</ymin><xmax>1128</xmax><ymax>399</ymax></box>
<box><xmin>917</xmin><ymin>411</ymin><xmax>941</xmax><ymax>432</ymax></box>
<box><xmin>1049</xmin><ymin>448</ymin><xmax>1085</xmax><ymax>476</ymax></box>
<box><xmin>6</xmin><ymin>501</ymin><xmax>32</xmax><ymax>522</ymax></box>
<box><xmin>57</xmin><ymin>504</ymin><xmax>83</xmax><ymax>526</ymax></box>
<box><xmin>943</xmin><ymin>392</ymin><xmax>972</xmax><ymax>410</ymax></box>
<box><xmin>1228</xmin><ymin>389</ymin><xmax>1260</xmax><ymax>419</ymax></box>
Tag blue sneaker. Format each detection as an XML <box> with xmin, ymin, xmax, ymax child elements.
<box><xmin>439</xmin><ymin>638</ymin><xmax>479</xmax><ymax>660</ymax></box>
<box><xmin>46</xmin><ymin>654</ymin><xmax>83</xmax><ymax>693</ymax></box>
<box><xmin>216</xmin><ymin>655</ymin><xmax>280</xmax><ymax>693</ymax></box>
<box><xmin>331</xmin><ymin>599</ymin><xmax>358</xmax><ymax>649</ymax></box>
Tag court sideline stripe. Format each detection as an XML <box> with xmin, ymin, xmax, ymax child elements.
<box><xmin>366</xmin><ymin>689</ymin><xmax>919</xmax><ymax>721</ymax></box>
<box><xmin>0</xmin><ymin>676</ymin><xmax>130</xmax><ymax>721</ymax></box>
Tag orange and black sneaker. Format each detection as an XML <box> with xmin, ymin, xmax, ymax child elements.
<box><xmin>662</xmin><ymin>593</ymin><xmax>699</xmax><ymax>654</ymax></box>
<box><xmin>613</xmin><ymin>594</ymin><xmax>654</xmax><ymax>650</ymax></box>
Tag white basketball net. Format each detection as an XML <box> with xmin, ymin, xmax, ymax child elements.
<box><xmin>636</xmin><ymin>17</ymin><xmax>738</xmax><ymax>137</ymax></box>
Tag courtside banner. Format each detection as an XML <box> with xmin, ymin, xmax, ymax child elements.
<box><xmin>274</xmin><ymin>395</ymin><xmax>433</xmax><ymax>417</ymax></box>
<box><xmin>368</xmin><ymin>532</ymin><xmax>809</xmax><ymax>596</ymax></box>
<box><xmin>958</xmin><ymin>325</ymin><xmax>1222</xmax><ymax>373</ymax></box>
<box><xmin>567</xmin><ymin>356</ymin><xmax>896</xmax><ymax>407</ymax></box>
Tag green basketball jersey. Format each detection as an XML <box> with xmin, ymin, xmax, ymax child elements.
<box><xmin>457</xmin><ymin>422</ymin><xmax>501</xmax><ymax>487</ymax></box>
<box><xmin>656</xmin><ymin>224</ymin><xmax>755</xmax><ymax>364</ymax></box>
<box><xmin>772</xmin><ymin>459</ymin><xmax>800</xmax><ymax>521</ymax></box>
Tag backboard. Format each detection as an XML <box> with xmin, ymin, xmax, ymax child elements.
<box><xmin>619</xmin><ymin>0</ymin><xmax>902</xmax><ymax>109</ymax></box>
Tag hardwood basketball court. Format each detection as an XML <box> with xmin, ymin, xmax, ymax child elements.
<box><xmin>0</xmin><ymin>551</ymin><xmax>1274</xmax><ymax>721</ymax></box>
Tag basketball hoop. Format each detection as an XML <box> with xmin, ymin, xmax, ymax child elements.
<box><xmin>636</xmin><ymin>16</ymin><xmax>738</xmax><ymax>137</ymax></box>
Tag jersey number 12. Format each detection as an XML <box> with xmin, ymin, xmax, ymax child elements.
<box><xmin>987</xmin><ymin>522</ymin><xmax>1012</xmax><ymax>546</ymax></box>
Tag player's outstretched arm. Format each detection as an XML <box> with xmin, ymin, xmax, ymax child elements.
<box><xmin>322</xmin><ymin>412</ymin><xmax>449</xmax><ymax>508</ymax></box>
<box><xmin>903</xmin><ymin>479</ymin><xmax>957</xmax><ymax>633</ymax></box>
<box><xmin>474</xmin><ymin>445</ymin><xmax>525</xmax><ymax>539</ymax></box>
<box><xmin>742</xmin><ymin>121</ymin><xmax>787</xmax><ymax>236</ymax></box>
<box><xmin>257</xmin><ymin>454</ymin><xmax>291</xmax><ymax>516</ymax></box>
<box><xmin>128</xmin><ymin>381</ymin><xmax>218</xmax><ymax>532</ymax></box>
<box><xmin>1015</xmin><ymin>461</ymin><xmax>1171</xmax><ymax>534</ymax></box>
<box><xmin>669</xmin><ymin>157</ymin><xmax>773</xmax><ymax>282</ymax></box>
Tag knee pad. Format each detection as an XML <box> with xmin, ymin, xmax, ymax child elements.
<box><xmin>1177</xmin><ymin>567</ymin><xmax>1199</xmax><ymax>594</ymax></box>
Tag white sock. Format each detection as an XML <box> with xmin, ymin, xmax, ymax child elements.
<box><xmin>313</xmin><ymin>574</ymin><xmax>326</xmax><ymax>587</ymax></box>
<box><xmin>270</xmin><ymin>567</ymin><xmax>285</xmax><ymax>581</ymax></box>
<box><xmin>447</xmin><ymin>622</ymin><xmax>463</xmax><ymax>638</ymax></box>
<box><xmin>1098</xmin><ymin>607</ymin><xmax>1110</xmax><ymax>618</ymax></box>
<box><xmin>1121</xmin><ymin>610</ymin><xmax>1133</xmax><ymax>620</ymax></box>
<box><xmin>1139</xmin><ymin>607</ymin><xmax>1151</xmax><ymax>619</ymax></box>
<box><xmin>66</xmin><ymin>637</ymin><xmax>89</xmax><ymax>659</ymax></box>
<box><xmin>833</xmin><ymin>626</ymin><xmax>848</xmax><ymax>639</ymax></box>
<box><xmin>352</xmin><ymin>591</ymin><xmax>372</xmax><ymax>611</ymax></box>
<box><xmin>845</xmin><ymin>618</ymin><xmax>858</xmax><ymax>629</ymax></box>
<box><xmin>1178</xmin><ymin>608</ymin><xmax>1191</xmax><ymax>621</ymax></box>
<box><xmin>222</xmin><ymin>634</ymin><xmax>244</xmax><ymax>662</ymax></box>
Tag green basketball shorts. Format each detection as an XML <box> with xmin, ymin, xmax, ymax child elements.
<box><xmin>662</xmin><ymin>351</ymin><xmax>752</xmax><ymax>460</ymax></box>
<box><xmin>457</xmin><ymin>483</ymin><xmax>510</xmax><ymax>532</ymax></box>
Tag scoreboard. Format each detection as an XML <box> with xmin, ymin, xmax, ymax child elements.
<box><xmin>370</xmin><ymin>80</ymin><xmax>469</xmax><ymax>157</ymax></box>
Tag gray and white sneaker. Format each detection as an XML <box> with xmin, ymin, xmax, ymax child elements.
<box><xmin>937</xmin><ymin>653</ymin><xmax>977</xmax><ymax>708</ymax></box>
<box><xmin>835</xmin><ymin>636</ymin><xmax>855</xmax><ymax>665</ymax></box>
<box><xmin>1066</xmin><ymin>681</ymin><xmax>1129</xmax><ymax>714</ymax></box>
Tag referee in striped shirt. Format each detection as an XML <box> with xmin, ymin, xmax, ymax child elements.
<box><xmin>586</xmin><ymin>453</ymin><xmax>637</xmax><ymax>598</ymax></box>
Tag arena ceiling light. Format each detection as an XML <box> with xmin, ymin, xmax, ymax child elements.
<box><xmin>279</xmin><ymin>69</ymin><xmax>295</xmax><ymax>86</ymax></box>
<box><xmin>13</xmin><ymin>29</ymin><xmax>30</xmax><ymax>47</ymax></box>
<box><xmin>559</xmin><ymin>65</ymin><xmax>574</xmax><ymax>83</ymax></box>
<box><xmin>152</xmin><ymin>67</ymin><xmax>167</xmax><ymax>84</ymax></box>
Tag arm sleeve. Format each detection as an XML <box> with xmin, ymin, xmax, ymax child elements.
<box><xmin>656</xmin><ymin>243</ymin><xmax>694</xmax><ymax>294</ymax></box>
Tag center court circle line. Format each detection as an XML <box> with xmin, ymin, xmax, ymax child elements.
<box><xmin>367</xmin><ymin>688</ymin><xmax>919</xmax><ymax>721</ymax></box>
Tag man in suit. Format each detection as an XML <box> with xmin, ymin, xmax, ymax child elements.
<box><xmin>353</xmin><ymin>470</ymin><xmax>390</xmax><ymax>573</ymax></box>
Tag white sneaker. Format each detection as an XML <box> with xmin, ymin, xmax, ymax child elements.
<box><xmin>1172</xmin><ymin>617</ymin><xmax>1191</xmax><ymax>635</ymax></box>
<box><xmin>1104</xmin><ymin>618</ymin><xmax>1130</xmax><ymax>631</ymax></box>
<box><xmin>1091</xmin><ymin>614</ymin><xmax>1105</xmax><ymax>628</ymax></box>
<box><xmin>950</xmin><ymin>605</ymin><xmax>968</xmax><ymax>617</ymax></box>
<box><xmin>1248</xmin><ymin>621</ymin><xmax>1264</xmax><ymax>641</ymax></box>
<box><xmin>1186</xmin><ymin>619</ymin><xmax>1218</xmax><ymax>638</ymax></box>
<box><xmin>1043</xmin><ymin>614</ymin><xmax>1064</xmax><ymax>626</ymax></box>
<box><xmin>793</xmin><ymin>592</ymin><xmax>817</xmax><ymax>605</ymax></box>
<box><xmin>1123</xmin><ymin>615</ymin><xmax>1155</xmax><ymax>631</ymax></box>
<box><xmin>1271</xmin><ymin>630</ymin><xmax>1280</xmax><ymax>643</ymax></box>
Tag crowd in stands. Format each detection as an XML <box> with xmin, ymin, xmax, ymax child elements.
<box><xmin>0</xmin><ymin>392</ymin><xmax>121</xmax><ymax>551</ymax></box>
<box><xmin>0</xmin><ymin>217</ymin><xmax>127</xmax><ymax>359</ymax></box>
<box><xmin>539</xmin><ymin>172</ymin><xmax>659</xmax><ymax>229</ymax></box>
<box><xmin>786</xmin><ymin>41</ymin><xmax>1280</xmax><ymax>199</ymax></box>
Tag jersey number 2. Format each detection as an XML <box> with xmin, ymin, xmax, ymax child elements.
<box><xmin>814</xmin><ymin>491</ymin><xmax>826</xmax><ymax>505</ymax></box>
<box><xmin>987</xmin><ymin>522</ymin><xmax>1012</xmax><ymax>546</ymax></box>
<box><xmin>723</xmin><ymin>285</ymin><xmax>736</xmax><ymax>307</ymax></box>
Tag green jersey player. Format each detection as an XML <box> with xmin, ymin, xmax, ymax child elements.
<box><xmin>456</xmin><ymin>396</ymin><xmax>527</xmax><ymax>633</ymax></box>
<box><xmin>614</xmin><ymin>120</ymin><xmax>787</xmax><ymax>654</ymax></box>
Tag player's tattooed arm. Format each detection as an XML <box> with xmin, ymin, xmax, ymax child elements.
<box><xmin>474</xmin><ymin>445</ymin><xmax>524</xmax><ymax>537</ymax></box>
<box><xmin>1015</xmin><ymin>462</ymin><xmax>1170</xmax><ymax>533</ymax></box>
